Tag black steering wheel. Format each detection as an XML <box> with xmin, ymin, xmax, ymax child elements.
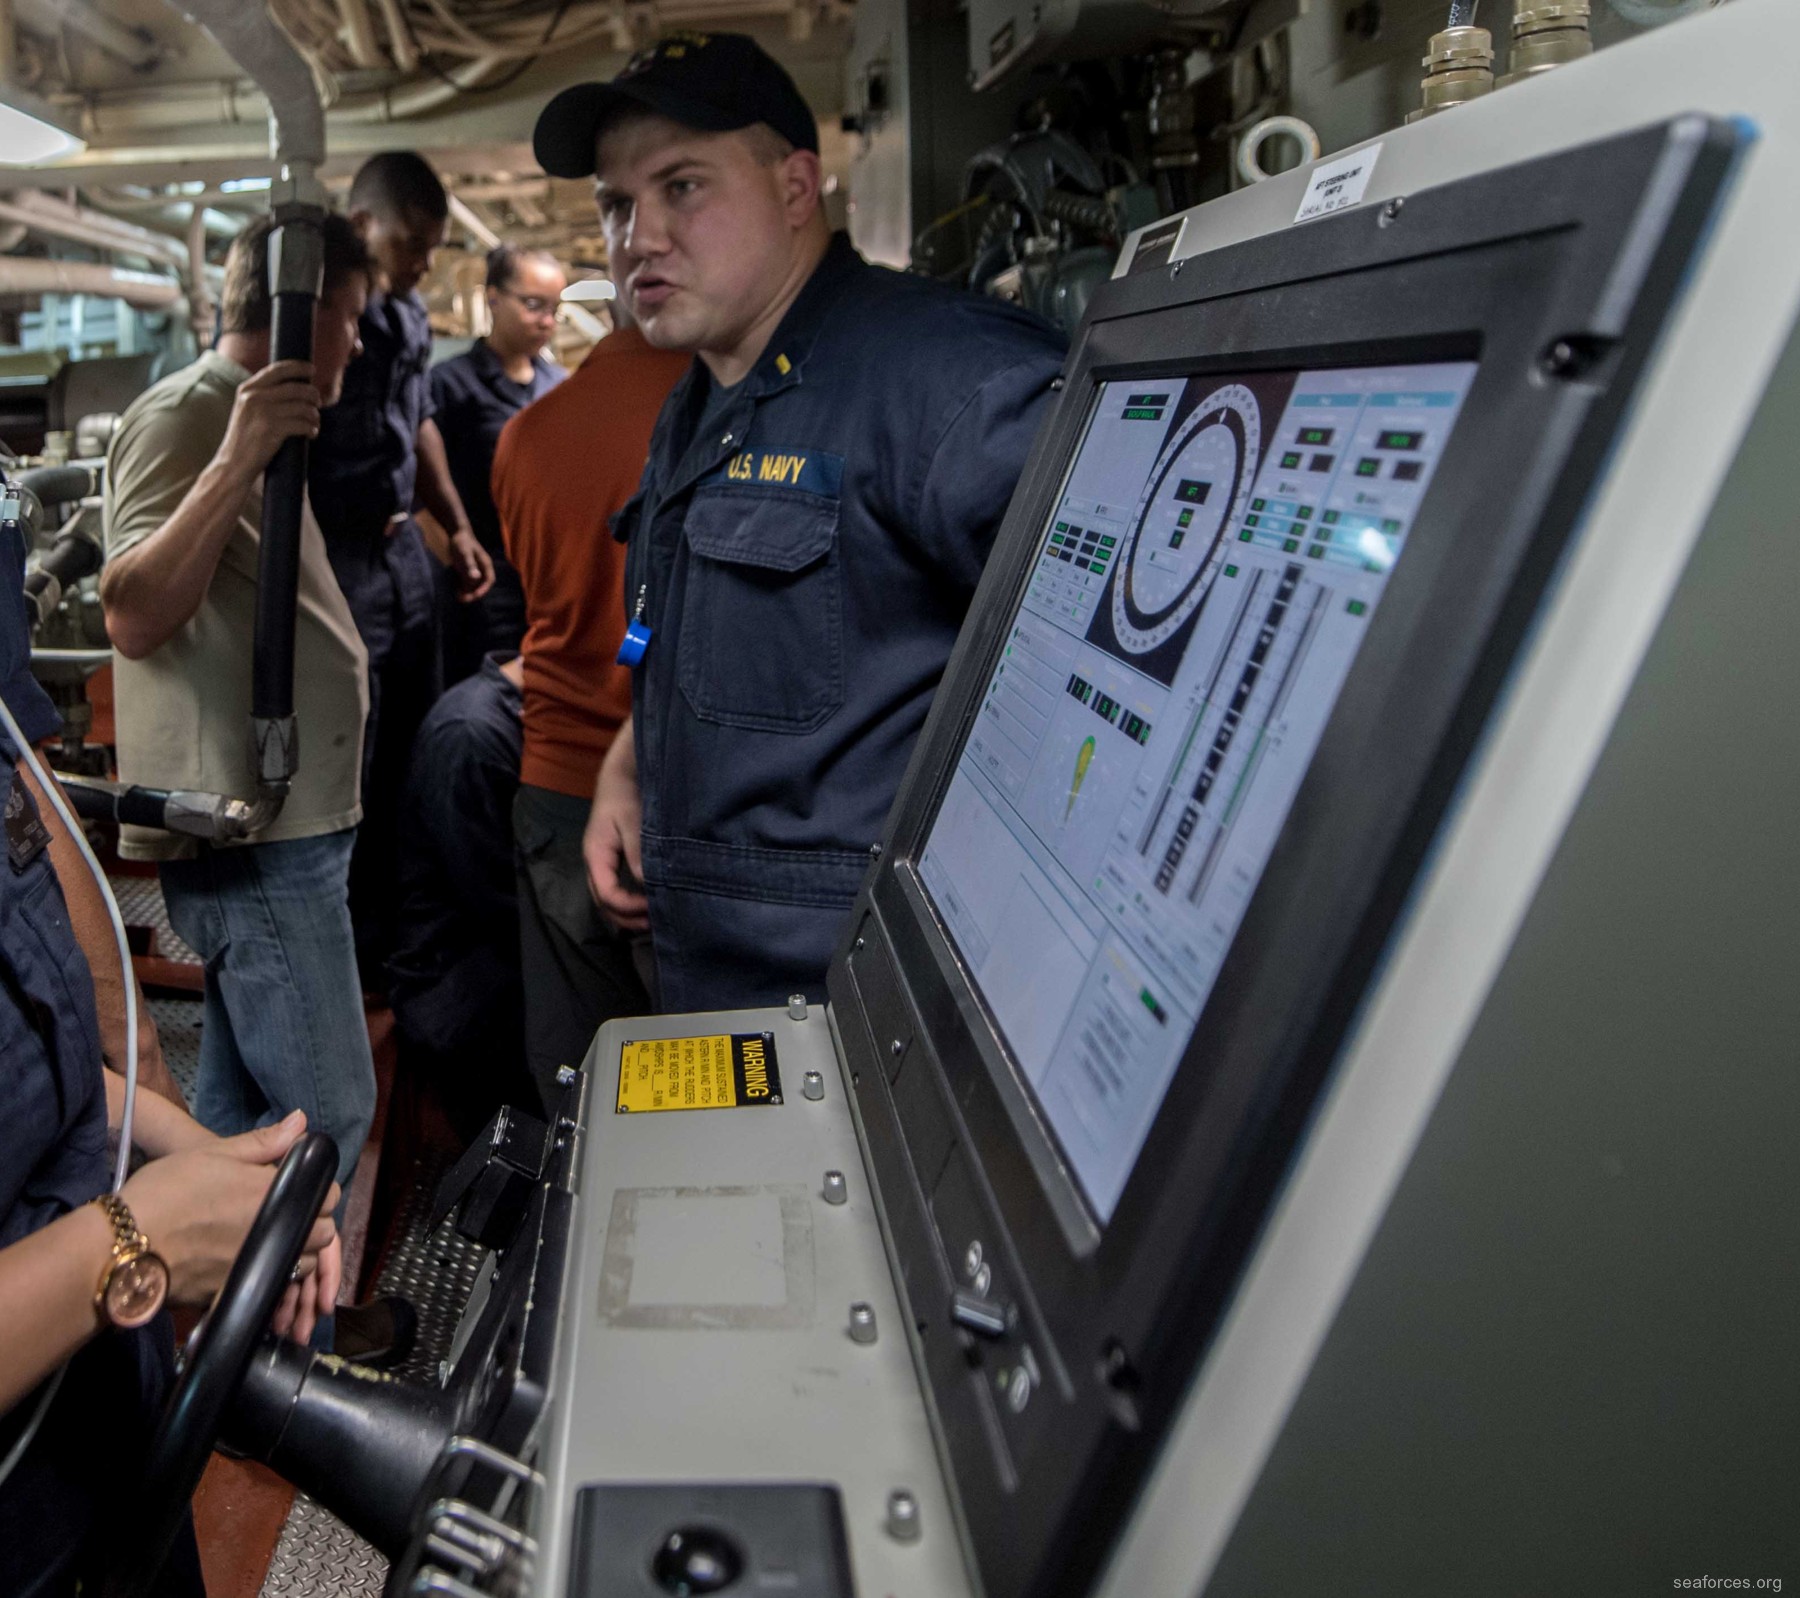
<box><xmin>105</xmin><ymin>1130</ymin><xmax>338</xmax><ymax>1598</ymax></box>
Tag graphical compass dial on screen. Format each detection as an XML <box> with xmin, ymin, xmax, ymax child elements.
<box><xmin>922</xmin><ymin>360</ymin><xmax>1478</xmax><ymax>1222</ymax></box>
<box><xmin>1106</xmin><ymin>381</ymin><xmax>1262</xmax><ymax>664</ymax></box>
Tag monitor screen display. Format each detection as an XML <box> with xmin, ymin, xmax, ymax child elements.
<box><xmin>919</xmin><ymin>360</ymin><xmax>1478</xmax><ymax>1221</ymax></box>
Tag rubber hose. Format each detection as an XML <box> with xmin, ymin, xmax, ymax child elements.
<box><xmin>15</xmin><ymin>464</ymin><xmax>101</xmax><ymax>507</ymax></box>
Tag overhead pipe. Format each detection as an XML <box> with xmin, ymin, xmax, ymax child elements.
<box><xmin>14</xmin><ymin>0</ymin><xmax>162</xmax><ymax>71</ymax></box>
<box><xmin>370</xmin><ymin>0</ymin><xmax>418</xmax><ymax>72</ymax></box>
<box><xmin>63</xmin><ymin>51</ymin><xmax>508</xmax><ymax>142</ymax></box>
<box><xmin>0</xmin><ymin>258</ymin><xmax>183</xmax><ymax>308</ymax></box>
<box><xmin>333</xmin><ymin>0</ymin><xmax>384</xmax><ymax>69</ymax></box>
<box><xmin>446</xmin><ymin>192</ymin><xmax>500</xmax><ymax>248</ymax></box>
<box><xmin>186</xmin><ymin>202</ymin><xmax>214</xmax><ymax>337</ymax></box>
<box><xmin>0</xmin><ymin>194</ymin><xmax>222</xmax><ymax>318</ymax></box>
<box><xmin>0</xmin><ymin>192</ymin><xmax>190</xmax><ymax>270</ymax></box>
<box><xmin>81</xmin><ymin>189</ymin><xmax>246</xmax><ymax>235</ymax></box>
<box><xmin>170</xmin><ymin>0</ymin><xmax>328</xmax><ymax>830</ymax></box>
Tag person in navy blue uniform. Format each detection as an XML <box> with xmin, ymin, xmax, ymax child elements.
<box><xmin>430</xmin><ymin>245</ymin><xmax>567</xmax><ymax>686</ymax></box>
<box><xmin>311</xmin><ymin>151</ymin><xmax>495</xmax><ymax>981</ymax></box>
<box><xmin>534</xmin><ymin>33</ymin><xmax>1066</xmax><ymax>1013</ymax></box>
<box><xmin>387</xmin><ymin>653</ymin><xmax>533</xmax><ymax>1139</ymax></box>
<box><xmin>0</xmin><ymin>509</ymin><xmax>339</xmax><ymax>1596</ymax></box>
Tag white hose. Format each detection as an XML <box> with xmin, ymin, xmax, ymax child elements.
<box><xmin>0</xmin><ymin>693</ymin><xmax>142</xmax><ymax>1488</ymax></box>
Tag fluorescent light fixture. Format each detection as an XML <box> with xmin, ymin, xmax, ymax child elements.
<box><xmin>220</xmin><ymin>176</ymin><xmax>272</xmax><ymax>194</ymax></box>
<box><xmin>562</xmin><ymin>278</ymin><xmax>617</xmax><ymax>303</ymax></box>
<box><xmin>0</xmin><ymin>96</ymin><xmax>85</xmax><ymax>167</ymax></box>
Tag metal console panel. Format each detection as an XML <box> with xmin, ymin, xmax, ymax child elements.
<box><xmin>535</xmin><ymin>1005</ymin><xmax>974</xmax><ymax>1598</ymax></box>
<box><xmin>1090</xmin><ymin>4</ymin><xmax>1800</xmax><ymax>1594</ymax></box>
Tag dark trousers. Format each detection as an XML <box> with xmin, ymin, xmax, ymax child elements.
<box><xmin>351</xmin><ymin>612</ymin><xmax>441</xmax><ymax>983</ymax></box>
<box><xmin>513</xmin><ymin>783</ymin><xmax>654</xmax><ymax>1115</ymax></box>
<box><xmin>0</xmin><ymin>1315</ymin><xmax>205</xmax><ymax>1598</ymax></box>
<box><xmin>439</xmin><ymin>557</ymin><xmax>526</xmax><ymax>688</ymax></box>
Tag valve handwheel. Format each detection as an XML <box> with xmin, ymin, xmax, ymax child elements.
<box><xmin>103</xmin><ymin>1131</ymin><xmax>338</xmax><ymax>1598</ymax></box>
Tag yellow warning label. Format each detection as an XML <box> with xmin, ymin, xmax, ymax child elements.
<box><xmin>616</xmin><ymin>1032</ymin><xmax>784</xmax><ymax>1114</ymax></box>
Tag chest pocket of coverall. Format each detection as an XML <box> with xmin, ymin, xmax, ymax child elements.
<box><xmin>677</xmin><ymin>489</ymin><xmax>843</xmax><ymax>733</ymax></box>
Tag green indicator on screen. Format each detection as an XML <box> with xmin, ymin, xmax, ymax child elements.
<box><xmin>1346</xmin><ymin>598</ymin><xmax>1368</xmax><ymax>615</ymax></box>
<box><xmin>1065</xmin><ymin>735</ymin><xmax>1096</xmax><ymax>819</ymax></box>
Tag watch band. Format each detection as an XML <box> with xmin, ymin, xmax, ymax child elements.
<box><xmin>92</xmin><ymin>1192</ymin><xmax>149</xmax><ymax>1306</ymax></box>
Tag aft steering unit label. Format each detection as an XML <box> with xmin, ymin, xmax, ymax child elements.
<box><xmin>616</xmin><ymin>1032</ymin><xmax>784</xmax><ymax>1113</ymax></box>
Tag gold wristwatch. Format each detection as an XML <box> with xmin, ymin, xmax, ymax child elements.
<box><xmin>92</xmin><ymin>1193</ymin><xmax>170</xmax><ymax>1329</ymax></box>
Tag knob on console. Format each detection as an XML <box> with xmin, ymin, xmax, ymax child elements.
<box><xmin>652</xmin><ymin>1526</ymin><xmax>745</xmax><ymax>1594</ymax></box>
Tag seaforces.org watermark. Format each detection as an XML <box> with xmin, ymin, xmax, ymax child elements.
<box><xmin>1673</xmin><ymin>1579</ymin><xmax>1782</xmax><ymax>1592</ymax></box>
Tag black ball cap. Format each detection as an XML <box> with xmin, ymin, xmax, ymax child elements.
<box><xmin>533</xmin><ymin>31</ymin><xmax>818</xmax><ymax>180</ymax></box>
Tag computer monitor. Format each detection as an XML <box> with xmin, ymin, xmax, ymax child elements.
<box><xmin>919</xmin><ymin>360</ymin><xmax>1477</xmax><ymax>1221</ymax></box>
<box><xmin>830</xmin><ymin>116</ymin><xmax>1734</xmax><ymax>1598</ymax></box>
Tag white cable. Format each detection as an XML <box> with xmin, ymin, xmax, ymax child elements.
<box><xmin>0</xmin><ymin>1368</ymin><xmax>61</xmax><ymax>1488</ymax></box>
<box><xmin>0</xmin><ymin>692</ymin><xmax>139</xmax><ymax>1488</ymax></box>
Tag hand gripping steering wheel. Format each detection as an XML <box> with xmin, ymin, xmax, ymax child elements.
<box><xmin>104</xmin><ymin>1131</ymin><xmax>338</xmax><ymax>1598</ymax></box>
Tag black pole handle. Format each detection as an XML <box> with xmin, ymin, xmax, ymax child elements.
<box><xmin>250</xmin><ymin>286</ymin><xmax>316</xmax><ymax>726</ymax></box>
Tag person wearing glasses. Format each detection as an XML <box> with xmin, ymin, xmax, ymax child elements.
<box><xmin>430</xmin><ymin>245</ymin><xmax>568</xmax><ymax>686</ymax></box>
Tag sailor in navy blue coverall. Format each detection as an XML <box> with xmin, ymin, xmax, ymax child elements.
<box><xmin>311</xmin><ymin>151</ymin><xmax>494</xmax><ymax>980</ymax></box>
<box><xmin>533</xmin><ymin>33</ymin><xmax>1066</xmax><ymax>1014</ymax></box>
<box><xmin>0</xmin><ymin>515</ymin><xmax>203</xmax><ymax>1598</ymax></box>
<box><xmin>618</xmin><ymin>238</ymin><xmax>1064</xmax><ymax>1011</ymax></box>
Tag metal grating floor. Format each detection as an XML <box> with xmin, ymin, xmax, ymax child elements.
<box><xmin>146</xmin><ymin>993</ymin><xmax>204</xmax><ymax>1104</ymax></box>
<box><xmin>259</xmin><ymin>1153</ymin><xmax>491</xmax><ymax>1597</ymax></box>
<box><xmin>259</xmin><ymin>1493</ymin><xmax>387</xmax><ymax>1598</ymax></box>
<box><xmin>109</xmin><ymin>872</ymin><xmax>199</xmax><ymax>965</ymax></box>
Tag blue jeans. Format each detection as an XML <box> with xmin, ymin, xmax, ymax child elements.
<box><xmin>160</xmin><ymin>831</ymin><xmax>375</xmax><ymax>1188</ymax></box>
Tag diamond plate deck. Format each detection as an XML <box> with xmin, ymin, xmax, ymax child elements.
<box><xmin>258</xmin><ymin>1152</ymin><xmax>492</xmax><ymax>1596</ymax></box>
<box><xmin>109</xmin><ymin>873</ymin><xmax>199</xmax><ymax>965</ymax></box>
<box><xmin>145</xmin><ymin>993</ymin><xmax>203</xmax><ymax>1104</ymax></box>
<box><xmin>259</xmin><ymin>1493</ymin><xmax>387</xmax><ymax>1598</ymax></box>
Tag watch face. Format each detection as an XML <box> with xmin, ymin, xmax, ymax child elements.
<box><xmin>105</xmin><ymin>1252</ymin><xmax>170</xmax><ymax>1330</ymax></box>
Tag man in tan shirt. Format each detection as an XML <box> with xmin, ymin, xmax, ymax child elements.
<box><xmin>101</xmin><ymin>215</ymin><xmax>378</xmax><ymax>1194</ymax></box>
